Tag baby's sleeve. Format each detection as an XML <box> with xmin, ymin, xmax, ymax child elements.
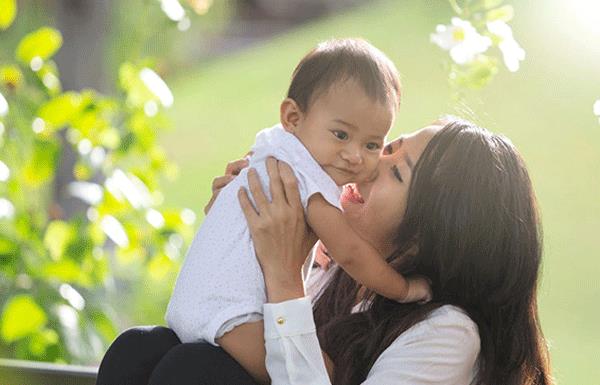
<box><xmin>293</xmin><ymin>167</ymin><xmax>342</xmax><ymax>212</ymax></box>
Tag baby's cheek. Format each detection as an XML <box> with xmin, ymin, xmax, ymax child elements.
<box><xmin>357</xmin><ymin>160</ymin><xmax>379</xmax><ymax>183</ymax></box>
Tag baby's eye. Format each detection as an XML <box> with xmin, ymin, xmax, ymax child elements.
<box><xmin>332</xmin><ymin>130</ymin><xmax>348</xmax><ymax>140</ymax></box>
<box><xmin>366</xmin><ymin>142</ymin><xmax>381</xmax><ymax>151</ymax></box>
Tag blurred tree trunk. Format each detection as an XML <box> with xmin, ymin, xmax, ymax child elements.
<box><xmin>53</xmin><ymin>0</ymin><xmax>111</xmax><ymax>218</ymax></box>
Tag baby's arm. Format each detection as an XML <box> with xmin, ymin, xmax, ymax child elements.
<box><xmin>307</xmin><ymin>194</ymin><xmax>431</xmax><ymax>303</ymax></box>
<box><xmin>217</xmin><ymin>321</ymin><xmax>269</xmax><ymax>385</ymax></box>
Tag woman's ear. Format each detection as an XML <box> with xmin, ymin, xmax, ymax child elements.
<box><xmin>280</xmin><ymin>98</ymin><xmax>304</xmax><ymax>134</ymax></box>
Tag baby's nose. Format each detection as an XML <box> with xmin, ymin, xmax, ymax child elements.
<box><xmin>342</xmin><ymin>149</ymin><xmax>363</xmax><ymax>165</ymax></box>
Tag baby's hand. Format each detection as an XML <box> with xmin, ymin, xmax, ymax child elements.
<box><xmin>403</xmin><ymin>276</ymin><xmax>433</xmax><ymax>304</ymax></box>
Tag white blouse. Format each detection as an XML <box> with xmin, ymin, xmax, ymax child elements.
<box><xmin>262</xmin><ymin>297</ymin><xmax>480</xmax><ymax>385</ymax></box>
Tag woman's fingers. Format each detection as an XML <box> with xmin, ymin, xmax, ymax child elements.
<box><xmin>238</xmin><ymin>187</ymin><xmax>259</xmax><ymax>225</ymax></box>
<box><xmin>247</xmin><ymin>168</ymin><xmax>269</xmax><ymax>213</ymax></box>
<box><xmin>278</xmin><ymin>161</ymin><xmax>301</xmax><ymax>211</ymax></box>
<box><xmin>266</xmin><ymin>157</ymin><xmax>285</xmax><ymax>204</ymax></box>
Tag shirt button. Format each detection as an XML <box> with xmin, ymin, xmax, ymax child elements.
<box><xmin>276</xmin><ymin>317</ymin><xmax>285</xmax><ymax>325</ymax></box>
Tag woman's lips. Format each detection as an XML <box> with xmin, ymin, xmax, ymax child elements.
<box><xmin>340</xmin><ymin>183</ymin><xmax>364</xmax><ymax>204</ymax></box>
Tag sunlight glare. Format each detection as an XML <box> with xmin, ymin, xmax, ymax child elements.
<box><xmin>570</xmin><ymin>0</ymin><xmax>600</xmax><ymax>36</ymax></box>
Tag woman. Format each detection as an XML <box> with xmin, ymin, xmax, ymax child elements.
<box><xmin>96</xmin><ymin>118</ymin><xmax>552</xmax><ymax>385</ymax></box>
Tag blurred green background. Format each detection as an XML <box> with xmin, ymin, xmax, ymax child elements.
<box><xmin>160</xmin><ymin>1</ymin><xmax>599</xmax><ymax>384</ymax></box>
<box><xmin>1</xmin><ymin>0</ymin><xmax>598</xmax><ymax>383</ymax></box>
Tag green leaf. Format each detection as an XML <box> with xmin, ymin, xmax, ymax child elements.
<box><xmin>0</xmin><ymin>235</ymin><xmax>19</xmax><ymax>276</ymax></box>
<box><xmin>38</xmin><ymin>92</ymin><xmax>84</xmax><ymax>129</ymax></box>
<box><xmin>65</xmin><ymin>231</ymin><xmax>93</xmax><ymax>263</ymax></box>
<box><xmin>0</xmin><ymin>295</ymin><xmax>48</xmax><ymax>343</ymax></box>
<box><xmin>28</xmin><ymin>328</ymin><xmax>59</xmax><ymax>356</ymax></box>
<box><xmin>0</xmin><ymin>234</ymin><xmax>19</xmax><ymax>257</ymax></box>
<box><xmin>0</xmin><ymin>0</ymin><xmax>17</xmax><ymax>30</ymax></box>
<box><xmin>90</xmin><ymin>311</ymin><xmax>117</xmax><ymax>343</ymax></box>
<box><xmin>486</xmin><ymin>5</ymin><xmax>514</xmax><ymax>22</ymax></box>
<box><xmin>23</xmin><ymin>139</ymin><xmax>59</xmax><ymax>187</ymax></box>
<box><xmin>43</xmin><ymin>259</ymin><xmax>91</xmax><ymax>286</ymax></box>
<box><xmin>147</xmin><ymin>253</ymin><xmax>175</xmax><ymax>281</ymax></box>
<box><xmin>451</xmin><ymin>55</ymin><xmax>499</xmax><ymax>90</ymax></box>
<box><xmin>0</xmin><ymin>65</ymin><xmax>23</xmax><ymax>89</ymax></box>
<box><xmin>44</xmin><ymin>220</ymin><xmax>75</xmax><ymax>261</ymax></box>
<box><xmin>16</xmin><ymin>27</ymin><xmax>63</xmax><ymax>65</ymax></box>
<box><xmin>119</xmin><ymin>62</ymin><xmax>160</xmax><ymax>108</ymax></box>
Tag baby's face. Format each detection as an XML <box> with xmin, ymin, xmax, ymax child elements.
<box><xmin>292</xmin><ymin>80</ymin><xmax>395</xmax><ymax>186</ymax></box>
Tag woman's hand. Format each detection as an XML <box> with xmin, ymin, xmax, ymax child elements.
<box><xmin>238</xmin><ymin>157</ymin><xmax>318</xmax><ymax>303</ymax></box>
<box><xmin>204</xmin><ymin>155</ymin><xmax>251</xmax><ymax>214</ymax></box>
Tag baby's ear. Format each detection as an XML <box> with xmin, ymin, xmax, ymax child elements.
<box><xmin>280</xmin><ymin>98</ymin><xmax>303</xmax><ymax>133</ymax></box>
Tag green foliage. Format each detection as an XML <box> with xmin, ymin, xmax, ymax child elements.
<box><xmin>1</xmin><ymin>295</ymin><xmax>47</xmax><ymax>343</ymax></box>
<box><xmin>16</xmin><ymin>27</ymin><xmax>63</xmax><ymax>64</ymax></box>
<box><xmin>0</xmin><ymin>0</ymin><xmax>207</xmax><ymax>364</ymax></box>
<box><xmin>0</xmin><ymin>0</ymin><xmax>16</xmax><ymax>30</ymax></box>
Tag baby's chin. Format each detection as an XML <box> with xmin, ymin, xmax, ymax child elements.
<box><xmin>330</xmin><ymin>174</ymin><xmax>355</xmax><ymax>187</ymax></box>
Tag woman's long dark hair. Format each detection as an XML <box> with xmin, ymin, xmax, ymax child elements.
<box><xmin>313</xmin><ymin>120</ymin><xmax>552</xmax><ymax>385</ymax></box>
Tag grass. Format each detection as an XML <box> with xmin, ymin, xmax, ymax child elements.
<box><xmin>160</xmin><ymin>0</ymin><xmax>600</xmax><ymax>383</ymax></box>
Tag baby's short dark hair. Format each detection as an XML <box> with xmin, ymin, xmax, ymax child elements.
<box><xmin>287</xmin><ymin>38</ymin><xmax>401</xmax><ymax>112</ymax></box>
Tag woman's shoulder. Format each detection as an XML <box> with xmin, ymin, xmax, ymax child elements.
<box><xmin>405</xmin><ymin>305</ymin><xmax>480</xmax><ymax>346</ymax></box>
<box><xmin>366</xmin><ymin>305</ymin><xmax>480</xmax><ymax>383</ymax></box>
<box><xmin>425</xmin><ymin>305</ymin><xmax>479</xmax><ymax>333</ymax></box>
<box><xmin>382</xmin><ymin>304</ymin><xmax>480</xmax><ymax>357</ymax></box>
<box><xmin>387</xmin><ymin>304</ymin><xmax>480</xmax><ymax>352</ymax></box>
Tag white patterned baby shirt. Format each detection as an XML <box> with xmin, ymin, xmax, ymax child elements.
<box><xmin>165</xmin><ymin>124</ymin><xmax>341</xmax><ymax>345</ymax></box>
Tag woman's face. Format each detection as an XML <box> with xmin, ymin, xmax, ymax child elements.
<box><xmin>340</xmin><ymin>124</ymin><xmax>442</xmax><ymax>256</ymax></box>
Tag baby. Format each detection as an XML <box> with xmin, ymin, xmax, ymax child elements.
<box><xmin>166</xmin><ymin>38</ymin><xmax>431</xmax><ymax>383</ymax></box>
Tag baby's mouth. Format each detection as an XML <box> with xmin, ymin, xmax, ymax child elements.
<box><xmin>341</xmin><ymin>183</ymin><xmax>364</xmax><ymax>204</ymax></box>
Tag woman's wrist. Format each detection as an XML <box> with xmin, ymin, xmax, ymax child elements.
<box><xmin>264</xmin><ymin>271</ymin><xmax>305</xmax><ymax>303</ymax></box>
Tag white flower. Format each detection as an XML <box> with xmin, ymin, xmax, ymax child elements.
<box><xmin>139</xmin><ymin>68</ymin><xmax>174</xmax><ymax>108</ymax></box>
<box><xmin>101</xmin><ymin>215</ymin><xmax>129</xmax><ymax>248</ymax></box>
<box><xmin>68</xmin><ymin>181</ymin><xmax>104</xmax><ymax>205</ymax></box>
<box><xmin>0</xmin><ymin>160</ymin><xmax>10</xmax><ymax>182</ymax></box>
<box><xmin>105</xmin><ymin>169</ymin><xmax>154</xmax><ymax>209</ymax></box>
<box><xmin>0</xmin><ymin>91</ymin><xmax>8</xmax><ymax>117</ymax></box>
<box><xmin>487</xmin><ymin>20</ymin><xmax>526</xmax><ymax>72</ymax></box>
<box><xmin>431</xmin><ymin>17</ymin><xmax>492</xmax><ymax>65</ymax></box>
<box><xmin>160</xmin><ymin>0</ymin><xmax>185</xmax><ymax>21</ymax></box>
<box><xmin>0</xmin><ymin>198</ymin><xmax>15</xmax><ymax>219</ymax></box>
<box><xmin>594</xmin><ymin>99</ymin><xmax>600</xmax><ymax>116</ymax></box>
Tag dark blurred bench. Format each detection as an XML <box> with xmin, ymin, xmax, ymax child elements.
<box><xmin>0</xmin><ymin>358</ymin><xmax>97</xmax><ymax>385</ymax></box>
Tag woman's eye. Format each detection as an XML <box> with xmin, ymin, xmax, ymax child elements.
<box><xmin>332</xmin><ymin>130</ymin><xmax>348</xmax><ymax>140</ymax></box>
<box><xmin>392</xmin><ymin>165</ymin><xmax>403</xmax><ymax>182</ymax></box>
<box><xmin>366</xmin><ymin>142</ymin><xmax>381</xmax><ymax>151</ymax></box>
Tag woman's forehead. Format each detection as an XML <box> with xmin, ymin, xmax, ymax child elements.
<box><xmin>386</xmin><ymin>124</ymin><xmax>441</xmax><ymax>145</ymax></box>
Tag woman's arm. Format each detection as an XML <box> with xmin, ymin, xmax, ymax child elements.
<box><xmin>237</xmin><ymin>159</ymin><xmax>478</xmax><ymax>385</ymax></box>
<box><xmin>237</xmin><ymin>158</ymin><xmax>334</xmax><ymax>384</ymax></box>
